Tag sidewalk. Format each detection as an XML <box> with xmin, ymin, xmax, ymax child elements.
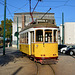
<box><xmin>0</xmin><ymin>47</ymin><xmax>37</xmax><ymax>75</ymax></box>
<box><xmin>0</xmin><ymin>47</ymin><xmax>18</xmax><ymax>55</ymax></box>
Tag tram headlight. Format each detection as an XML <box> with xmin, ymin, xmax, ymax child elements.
<box><xmin>53</xmin><ymin>54</ymin><xmax>56</xmax><ymax>56</ymax></box>
<box><xmin>41</xmin><ymin>54</ymin><xmax>45</xmax><ymax>56</ymax></box>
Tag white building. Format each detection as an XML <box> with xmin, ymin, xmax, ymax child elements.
<box><xmin>64</xmin><ymin>22</ymin><xmax>75</xmax><ymax>45</ymax></box>
<box><xmin>59</xmin><ymin>24</ymin><xmax>62</xmax><ymax>44</ymax></box>
<box><xmin>59</xmin><ymin>22</ymin><xmax>75</xmax><ymax>45</ymax></box>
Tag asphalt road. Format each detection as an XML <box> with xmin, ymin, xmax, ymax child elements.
<box><xmin>0</xmin><ymin>47</ymin><xmax>75</xmax><ymax>75</ymax></box>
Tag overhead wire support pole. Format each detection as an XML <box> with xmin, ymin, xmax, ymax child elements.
<box><xmin>41</xmin><ymin>8</ymin><xmax>51</xmax><ymax>19</ymax></box>
<box><xmin>62</xmin><ymin>12</ymin><xmax>64</xmax><ymax>45</ymax></box>
<box><xmin>3</xmin><ymin>0</ymin><xmax>6</xmax><ymax>55</ymax></box>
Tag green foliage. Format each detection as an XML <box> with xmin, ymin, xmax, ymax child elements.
<box><xmin>0</xmin><ymin>19</ymin><xmax>13</xmax><ymax>38</ymax></box>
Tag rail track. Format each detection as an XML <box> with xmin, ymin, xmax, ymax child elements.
<box><xmin>34</xmin><ymin>61</ymin><xmax>56</xmax><ymax>75</ymax></box>
<box><xmin>49</xmin><ymin>64</ymin><xmax>55</xmax><ymax>75</ymax></box>
<box><xmin>34</xmin><ymin>62</ymin><xmax>39</xmax><ymax>75</ymax></box>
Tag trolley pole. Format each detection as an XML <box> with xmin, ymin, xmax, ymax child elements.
<box><xmin>17</xmin><ymin>17</ymin><xmax>18</xmax><ymax>49</ymax></box>
<box><xmin>62</xmin><ymin>12</ymin><xmax>64</xmax><ymax>45</ymax></box>
<box><xmin>3</xmin><ymin>0</ymin><xmax>6</xmax><ymax>55</ymax></box>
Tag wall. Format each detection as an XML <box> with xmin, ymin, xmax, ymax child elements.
<box><xmin>64</xmin><ymin>22</ymin><xmax>75</xmax><ymax>45</ymax></box>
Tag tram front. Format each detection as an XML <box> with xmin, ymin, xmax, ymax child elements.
<box><xmin>31</xmin><ymin>28</ymin><xmax>58</xmax><ymax>63</ymax></box>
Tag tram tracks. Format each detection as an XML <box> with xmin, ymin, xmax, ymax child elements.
<box><xmin>35</xmin><ymin>62</ymin><xmax>39</xmax><ymax>75</ymax></box>
<box><xmin>34</xmin><ymin>61</ymin><xmax>56</xmax><ymax>75</ymax></box>
<box><xmin>49</xmin><ymin>64</ymin><xmax>56</xmax><ymax>75</ymax></box>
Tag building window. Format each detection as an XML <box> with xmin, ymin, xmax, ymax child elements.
<box><xmin>52</xmin><ymin>20</ymin><xmax>54</xmax><ymax>24</ymax></box>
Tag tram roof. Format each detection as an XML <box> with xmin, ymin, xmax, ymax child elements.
<box><xmin>20</xmin><ymin>22</ymin><xmax>58</xmax><ymax>32</ymax></box>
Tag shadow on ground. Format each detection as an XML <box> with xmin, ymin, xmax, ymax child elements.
<box><xmin>0</xmin><ymin>50</ymin><xmax>23</xmax><ymax>66</ymax></box>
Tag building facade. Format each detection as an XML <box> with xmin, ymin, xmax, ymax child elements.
<box><xmin>59</xmin><ymin>22</ymin><xmax>75</xmax><ymax>45</ymax></box>
<box><xmin>12</xmin><ymin>12</ymin><xmax>56</xmax><ymax>47</ymax></box>
<box><xmin>64</xmin><ymin>22</ymin><xmax>75</xmax><ymax>45</ymax></box>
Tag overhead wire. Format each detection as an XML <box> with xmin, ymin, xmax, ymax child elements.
<box><xmin>65</xmin><ymin>5</ymin><xmax>75</xmax><ymax>7</ymax></box>
<box><xmin>0</xmin><ymin>1</ymin><xmax>13</xmax><ymax>20</ymax></box>
<box><xmin>14</xmin><ymin>3</ymin><xmax>28</xmax><ymax>13</ymax></box>
<box><xmin>0</xmin><ymin>0</ymin><xmax>73</xmax><ymax>22</ymax></box>
<box><xmin>6</xmin><ymin>6</ymin><xmax>14</xmax><ymax>20</ymax></box>
<box><xmin>0</xmin><ymin>1</ymin><xmax>4</xmax><ymax>5</ymax></box>
<box><xmin>1</xmin><ymin>0</ymin><xmax>26</xmax><ymax>10</ymax></box>
<box><xmin>64</xmin><ymin>0</ymin><xmax>70</xmax><ymax>5</ymax></box>
<box><xmin>0</xmin><ymin>0</ymin><xmax>28</xmax><ymax>19</ymax></box>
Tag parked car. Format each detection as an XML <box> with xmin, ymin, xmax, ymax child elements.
<box><xmin>58</xmin><ymin>44</ymin><xmax>67</xmax><ymax>53</ymax></box>
<box><xmin>65</xmin><ymin>45</ymin><xmax>75</xmax><ymax>56</ymax></box>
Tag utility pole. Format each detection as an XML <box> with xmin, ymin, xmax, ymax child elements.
<box><xmin>17</xmin><ymin>17</ymin><xmax>18</xmax><ymax>49</ymax></box>
<box><xmin>3</xmin><ymin>0</ymin><xmax>6</xmax><ymax>55</ymax></box>
<box><xmin>62</xmin><ymin>12</ymin><xmax>64</xmax><ymax>45</ymax></box>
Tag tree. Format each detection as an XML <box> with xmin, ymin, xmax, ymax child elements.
<box><xmin>0</xmin><ymin>27</ymin><xmax>2</xmax><ymax>37</ymax></box>
<box><xmin>0</xmin><ymin>19</ymin><xmax>13</xmax><ymax>39</ymax></box>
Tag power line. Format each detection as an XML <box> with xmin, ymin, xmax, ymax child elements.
<box><xmin>6</xmin><ymin>6</ymin><xmax>13</xmax><ymax>20</ymax></box>
<box><xmin>0</xmin><ymin>1</ymin><xmax>28</xmax><ymax>17</ymax></box>
<box><xmin>34</xmin><ymin>0</ymin><xmax>67</xmax><ymax>3</ymax></box>
<box><xmin>14</xmin><ymin>3</ymin><xmax>28</xmax><ymax>12</ymax></box>
<box><xmin>64</xmin><ymin>0</ymin><xmax>70</xmax><ymax>5</ymax></box>
<box><xmin>1</xmin><ymin>0</ymin><xmax>24</xmax><ymax>9</ymax></box>
<box><xmin>35</xmin><ymin>0</ymin><xmax>66</xmax><ymax>2</ymax></box>
<box><xmin>65</xmin><ymin>5</ymin><xmax>75</xmax><ymax>7</ymax></box>
<box><xmin>0</xmin><ymin>1</ymin><xmax>4</xmax><ymax>5</ymax></box>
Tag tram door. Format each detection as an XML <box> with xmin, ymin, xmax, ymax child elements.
<box><xmin>30</xmin><ymin>32</ymin><xmax>34</xmax><ymax>55</ymax></box>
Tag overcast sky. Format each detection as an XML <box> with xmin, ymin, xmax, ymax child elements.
<box><xmin>0</xmin><ymin>0</ymin><xmax>75</xmax><ymax>26</ymax></box>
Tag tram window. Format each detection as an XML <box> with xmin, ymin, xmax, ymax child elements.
<box><xmin>20</xmin><ymin>34</ymin><xmax>22</xmax><ymax>43</ymax></box>
<box><xmin>24</xmin><ymin>33</ymin><xmax>25</xmax><ymax>43</ymax></box>
<box><xmin>22</xmin><ymin>33</ymin><xmax>25</xmax><ymax>43</ymax></box>
<box><xmin>25</xmin><ymin>32</ymin><xmax>28</xmax><ymax>44</ymax></box>
<box><xmin>54</xmin><ymin>30</ymin><xmax>57</xmax><ymax>42</ymax></box>
<box><xmin>31</xmin><ymin>32</ymin><xmax>34</xmax><ymax>42</ymax></box>
<box><xmin>45</xmin><ymin>30</ymin><xmax>52</xmax><ymax>42</ymax></box>
<box><xmin>27</xmin><ymin>32</ymin><xmax>28</xmax><ymax>43</ymax></box>
<box><xmin>25</xmin><ymin>33</ymin><xmax>26</xmax><ymax>43</ymax></box>
<box><xmin>36</xmin><ymin>30</ymin><xmax>43</xmax><ymax>42</ymax></box>
<box><xmin>20</xmin><ymin>34</ymin><xmax>21</xmax><ymax>43</ymax></box>
<box><xmin>20</xmin><ymin>34</ymin><xmax>23</xmax><ymax>43</ymax></box>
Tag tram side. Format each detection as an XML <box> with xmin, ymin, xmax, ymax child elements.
<box><xmin>19</xmin><ymin>31</ymin><xmax>30</xmax><ymax>55</ymax></box>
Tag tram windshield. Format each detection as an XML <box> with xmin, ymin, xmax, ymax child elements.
<box><xmin>45</xmin><ymin>30</ymin><xmax>52</xmax><ymax>42</ymax></box>
<box><xmin>36</xmin><ymin>30</ymin><xmax>43</xmax><ymax>42</ymax></box>
<box><xmin>36</xmin><ymin>29</ymin><xmax>58</xmax><ymax>43</ymax></box>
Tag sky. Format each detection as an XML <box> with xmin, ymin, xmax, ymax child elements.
<box><xmin>0</xmin><ymin>0</ymin><xmax>75</xmax><ymax>26</ymax></box>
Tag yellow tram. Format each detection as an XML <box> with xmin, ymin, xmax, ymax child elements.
<box><xmin>19</xmin><ymin>19</ymin><xmax>58</xmax><ymax>63</ymax></box>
